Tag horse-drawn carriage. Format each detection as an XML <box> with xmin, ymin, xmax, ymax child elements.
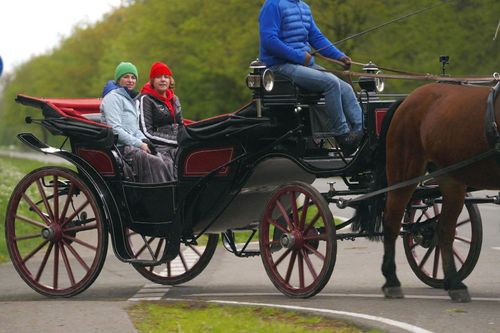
<box><xmin>5</xmin><ymin>60</ymin><xmax>500</xmax><ymax>301</ymax></box>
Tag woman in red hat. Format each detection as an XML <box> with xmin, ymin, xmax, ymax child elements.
<box><xmin>138</xmin><ymin>62</ymin><xmax>187</xmax><ymax>180</ymax></box>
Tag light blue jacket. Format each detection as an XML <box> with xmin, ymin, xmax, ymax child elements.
<box><xmin>259</xmin><ymin>0</ymin><xmax>344</xmax><ymax>67</ymax></box>
<box><xmin>100</xmin><ymin>86</ymin><xmax>145</xmax><ymax>148</ymax></box>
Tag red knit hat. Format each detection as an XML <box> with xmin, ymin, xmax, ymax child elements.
<box><xmin>149</xmin><ymin>62</ymin><xmax>172</xmax><ymax>79</ymax></box>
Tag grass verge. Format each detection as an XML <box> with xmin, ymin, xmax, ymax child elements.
<box><xmin>128</xmin><ymin>301</ymin><xmax>384</xmax><ymax>333</ymax></box>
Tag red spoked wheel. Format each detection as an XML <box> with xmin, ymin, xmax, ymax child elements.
<box><xmin>403</xmin><ymin>196</ymin><xmax>482</xmax><ymax>288</ymax></box>
<box><xmin>5</xmin><ymin>167</ymin><xmax>108</xmax><ymax>297</ymax></box>
<box><xmin>259</xmin><ymin>181</ymin><xmax>336</xmax><ymax>298</ymax></box>
<box><xmin>127</xmin><ymin>230</ymin><xmax>218</xmax><ymax>285</ymax></box>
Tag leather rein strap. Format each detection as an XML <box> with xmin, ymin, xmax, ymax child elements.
<box><xmin>318</xmin><ymin>55</ymin><xmax>500</xmax><ymax>84</ymax></box>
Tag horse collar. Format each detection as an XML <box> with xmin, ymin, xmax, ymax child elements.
<box><xmin>485</xmin><ymin>82</ymin><xmax>500</xmax><ymax>153</ymax></box>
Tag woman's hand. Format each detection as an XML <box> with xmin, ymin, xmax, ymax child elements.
<box><xmin>140</xmin><ymin>142</ymin><xmax>151</xmax><ymax>154</ymax></box>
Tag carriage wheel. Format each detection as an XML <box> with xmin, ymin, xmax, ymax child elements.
<box><xmin>259</xmin><ymin>181</ymin><xmax>336</xmax><ymax>298</ymax></box>
<box><xmin>403</xmin><ymin>196</ymin><xmax>482</xmax><ymax>288</ymax></box>
<box><xmin>127</xmin><ymin>230</ymin><xmax>219</xmax><ymax>285</ymax></box>
<box><xmin>5</xmin><ymin>167</ymin><xmax>108</xmax><ymax>297</ymax></box>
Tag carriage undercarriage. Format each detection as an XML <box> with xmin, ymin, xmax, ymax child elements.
<box><xmin>5</xmin><ymin>62</ymin><xmax>500</xmax><ymax>299</ymax></box>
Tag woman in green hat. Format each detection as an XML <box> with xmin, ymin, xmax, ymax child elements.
<box><xmin>100</xmin><ymin>61</ymin><xmax>174</xmax><ymax>183</ymax></box>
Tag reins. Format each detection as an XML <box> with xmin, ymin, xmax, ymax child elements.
<box><xmin>317</xmin><ymin>54</ymin><xmax>500</xmax><ymax>84</ymax></box>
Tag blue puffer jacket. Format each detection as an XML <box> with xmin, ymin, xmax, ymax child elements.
<box><xmin>259</xmin><ymin>0</ymin><xmax>344</xmax><ymax>67</ymax></box>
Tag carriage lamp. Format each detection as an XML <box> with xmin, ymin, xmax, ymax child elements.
<box><xmin>359</xmin><ymin>61</ymin><xmax>384</xmax><ymax>92</ymax></box>
<box><xmin>247</xmin><ymin>59</ymin><xmax>275</xmax><ymax>117</ymax></box>
<box><xmin>246</xmin><ymin>60</ymin><xmax>275</xmax><ymax>92</ymax></box>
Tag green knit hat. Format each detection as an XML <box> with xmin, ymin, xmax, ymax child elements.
<box><xmin>114</xmin><ymin>62</ymin><xmax>138</xmax><ymax>82</ymax></box>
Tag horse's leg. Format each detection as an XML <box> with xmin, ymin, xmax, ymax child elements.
<box><xmin>381</xmin><ymin>185</ymin><xmax>417</xmax><ymax>298</ymax></box>
<box><xmin>436</xmin><ymin>181</ymin><xmax>470</xmax><ymax>302</ymax></box>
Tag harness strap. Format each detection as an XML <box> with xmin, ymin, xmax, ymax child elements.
<box><xmin>343</xmin><ymin>147</ymin><xmax>500</xmax><ymax>207</ymax></box>
<box><xmin>485</xmin><ymin>82</ymin><xmax>500</xmax><ymax>148</ymax></box>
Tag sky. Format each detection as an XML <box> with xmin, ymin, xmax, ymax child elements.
<box><xmin>0</xmin><ymin>0</ymin><xmax>123</xmax><ymax>75</ymax></box>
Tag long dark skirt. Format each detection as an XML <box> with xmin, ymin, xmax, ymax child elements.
<box><xmin>123</xmin><ymin>146</ymin><xmax>175</xmax><ymax>183</ymax></box>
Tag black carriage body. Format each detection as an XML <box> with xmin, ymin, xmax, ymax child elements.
<box><xmin>14</xmin><ymin>66</ymin><xmax>396</xmax><ymax>259</ymax></box>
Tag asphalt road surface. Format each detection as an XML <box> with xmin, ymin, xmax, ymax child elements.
<box><xmin>1</xmin><ymin>178</ymin><xmax>499</xmax><ymax>333</ymax></box>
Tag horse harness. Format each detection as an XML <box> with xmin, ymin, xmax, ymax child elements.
<box><xmin>485</xmin><ymin>82</ymin><xmax>500</xmax><ymax>151</ymax></box>
<box><xmin>337</xmin><ymin>82</ymin><xmax>500</xmax><ymax>208</ymax></box>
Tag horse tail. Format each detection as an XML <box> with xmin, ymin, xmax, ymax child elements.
<box><xmin>351</xmin><ymin>99</ymin><xmax>405</xmax><ymax>240</ymax></box>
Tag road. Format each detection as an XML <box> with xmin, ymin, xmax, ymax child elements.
<box><xmin>0</xmin><ymin>178</ymin><xmax>499</xmax><ymax>333</ymax></box>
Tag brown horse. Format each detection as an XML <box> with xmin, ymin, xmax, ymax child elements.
<box><xmin>361</xmin><ymin>82</ymin><xmax>500</xmax><ymax>302</ymax></box>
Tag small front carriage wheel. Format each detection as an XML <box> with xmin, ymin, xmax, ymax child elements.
<box><xmin>5</xmin><ymin>167</ymin><xmax>108</xmax><ymax>297</ymax></box>
<box><xmin>259</xmin><ymin>181</ymin><xmax>336</xmax><ymax>298</ymax></box>
<box><xmin>126</xmin><ymin>231</ymin><xmax>218</xmax><ymax>285</ymax></box>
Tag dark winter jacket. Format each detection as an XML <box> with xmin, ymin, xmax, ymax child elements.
<box><xmin>138</xmin><ymin>93</ymin><xmax>183</xmax><ymax>146</ymax></box>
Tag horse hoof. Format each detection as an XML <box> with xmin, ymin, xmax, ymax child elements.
<box><xmin>448</xmin><ymin>289</ymin><xmax>471</xmax><ymax>303</ymax></box>
<box><xmin>382</xmin><ymin>286</ymin><xmax>404</xmax><ymax>299</ymax></box>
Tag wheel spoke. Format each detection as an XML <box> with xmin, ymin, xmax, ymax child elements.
<box><xmin>21</xmin><ymin>240</ymin><xmax>49</xmax><ymax>264</ymax></box>
<box><xmin>290</xmin><ymin>191</ymin><xmax>299</xmax><ymax>228</ymax></box>
<box><xmin>62</xmin><ymin>239</ymin><xmax>90</xmax><ymax>271</ymax></box>
<box><xmin>187</xmin><ymin>243</ymin><xmax>202</xmax><ymax>257</ymax></box>
<box><xmin>284</xmin><ymin>250</ymin><xmax>297</xmax><ymax>283</ymax></box>
<box><xmin>298</xmin><ymin>195</ymin><xmax>311</xmax><ymax>231</ymax></box>
<box><xmin>303</xmin><ymin>243</ymin><xmax>325</xmax><ymax>260</ymax></box>
<box><xmin>21</xmin><ymin>194</ymin><xmax>51</xmax><ymax>225</ymax></box>
<box><xmin>53</xmin><ymin>244</ymin><xmax>60</xmax><ymax>289</ymax></box>
<box><xmin>35</xmin><ymin>178</ymin><xmax>55</xmax><ymax>222</ymax></box>
<box><xmin>268</xmin><ymin>217</ymin><xmax>288</xmax><ymax>233</ymax></box>
<box><xmin>179</xmin><ymin>251</ymin><xmax>188</xmax><ymax>272</ymax></box>
<box><xmin>63</xmin><ymin>235</ymin><xmax>97</xmax><ymax>251</ymax></box>
<box><xmin>432</xmin><ymin>246</ymin><xmax>440</xmax><ymax>278</ymax></box>
<box><xmin>456</xmin><ymin>218</ymin><xmax>471</xmax><ymax>228</ymax></box>
<box><xmin>303</xmin><ymin>211</ymin><xmax>320</xmax><ymax>234</ymax></box>
<box><xmin>14</xmin><ymin>233</ymin><xmax>42</xmax><ymax>241</ymax></box>
<box><xmin>153</xmin><ymin>238</ymin><xmax>165</xmax><ymax>261</ymax></box>
<box><xmin>15</xmin><ymin>214</ymin><xmax>47</xmax><ymax>229</ymax></box>
<box><xmin>276</xmin><ymin>199</ymin><xmax>294</xmax><ymax>230</ymax></box>
<box><xmin>453</xmin><ymin>248</ymin><xmax>465</xmax><ymax>265</ymax></box>
<box><xmin>60</xmin><ymin>244</ymin><xmax>76</xmax><ymax>286</ymax></box>
<box><xmin>298</xmin><ymin>250</ymin><xmax>305</xmax><ymax>288</ymax></box>
<box><xmin>35</xmin><ymin>242</ymin><xmax>54</xmax><ymax>282</ymax></box>
<box><xmin>274</xmin><ymin>248</ymin><xmax>292</xmax><ymax>267</ymax></box>
<box><xmin>302</xmin><ymin>249</ymin><xmax>318</xmax><ymax>280</ymax></box>
<box><xmin>454</xmin><ymin>235</ymin><xmax>471</xmax><ymax>244</ymax></box>
<box><xmin>53</xmin><ymin>176</ymin><xmax>59</xmax><ymax>224</ymax></box>
<box><xmin>418</xmin><ymin>245</ymin><xmax>435</xmax><ymax>270</ymax></box>
<box><xmin>59</xmin><ymin>183</ymin><xmax>75</xmax><ymax>225</ymax></box>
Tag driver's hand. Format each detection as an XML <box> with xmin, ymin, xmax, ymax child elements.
<box><xmin>339</xmin><ymin>55</ymin><xmax>352</xmax><ymax>70</ymax></box>
<box><xmin>304</xmin><ymin>52</ymin><xmax>312</xmax><ymax>66</ymax></box>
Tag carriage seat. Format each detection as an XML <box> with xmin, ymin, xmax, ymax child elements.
<box><xmin>261</xmin><ymin>72</ymin><xmax>324</xmax><ymax>106</ymax></box>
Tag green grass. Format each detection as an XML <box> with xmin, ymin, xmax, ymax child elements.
<box><xmin>0</xmin><ymin>156</ymin><xmax>60</xmax><ymax>263</ymax></box>
<box><xmin>128</xmin><ymin>302</ymin><xmax>384</xmax><ymax>333</ymax></box>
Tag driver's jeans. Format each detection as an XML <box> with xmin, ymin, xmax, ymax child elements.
<box><xmin>271</xmin><ymin>63</ymin><xmax>362</xmax><ymax>136</ymax></box>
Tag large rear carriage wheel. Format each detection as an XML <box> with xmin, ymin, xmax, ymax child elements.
<box><xmin>126</xmin><ymin>231</ymin><xmax>219</xmax><ymax>285</ymax></box>
<box><xmin>259</xmin><ymin>182</ymin><xmax>336</xmax><ymax>298</ymax></box>
<box><xmin>5</xmin><ymin>167</ymin><xmax>108</xmax><ymax>297</ymax></box>
<box><xmin>403</xmin><ymin>196</ymin><xmax>482</xmax><ymax>288</ymax></box>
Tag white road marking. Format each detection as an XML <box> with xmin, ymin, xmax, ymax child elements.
<box><xmin>187</xmin><ymin>292</ymin><xmax>500</xmax><ymax>302</ymax></box>
<box><xmin>492</xmin><ymin>247</ymin><xmax>500</xmax><ymax>251</ymax></box>
<box><xmin>128</xmin><ymin>284</ymin><xmax>170</xmax><ymax>302</ymax></box>
<box><xmin>209</xmin><ymin>300</ymin><xmax>434</xmax><ymax>333</ymax></box>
